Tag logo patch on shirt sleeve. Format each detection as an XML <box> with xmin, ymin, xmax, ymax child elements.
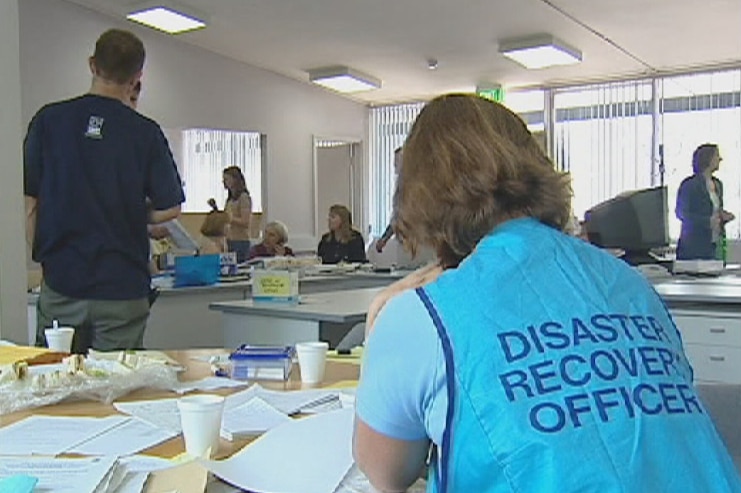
<box><xmin>85</xmin><ymin>116</ymin><xmax>104</xmax><ymax>139</ymax></box>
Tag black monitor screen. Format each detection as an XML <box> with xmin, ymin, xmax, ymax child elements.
<box><xmin>585</xmin><ymin>186</ymin><xmax>669</xmax><ymax>254</ymax></box>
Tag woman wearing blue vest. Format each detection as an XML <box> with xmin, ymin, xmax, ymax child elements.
<box><xmin>354</xmin><ymin>94</ymin><xmax>741</xmax><ymax>493</ymax></box>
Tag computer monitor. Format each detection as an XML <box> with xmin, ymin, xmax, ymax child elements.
<box><xmin>584</xmin><ymin>186</ymin><xmax>669</xmax><ymax>265</ymax></box>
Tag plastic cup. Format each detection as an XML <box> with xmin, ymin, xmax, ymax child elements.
<box><xmin>177</xmin><ymin>394</ymin><xmax>225</xmax><ymax>458</ymax></box>
<box><xmin>44</xmin><ymin>327</ymin><xmax>75</xmax><ymax>352</ymax></box>
<box><xmin>295</xmin><ymin>341</ymin><xmax>329</xmax><ymax>384</ymax></box>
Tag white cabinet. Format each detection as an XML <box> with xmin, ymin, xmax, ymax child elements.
<box><xmin>671</xmin><ymin>310</ymin><xmax>741</xmax><ymax>384</ymax></box>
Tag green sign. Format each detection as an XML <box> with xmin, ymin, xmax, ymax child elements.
<box><xmin>477</xmin><ymin>87</ymin><xmax>505</xmax><ymax>103</ymax></box>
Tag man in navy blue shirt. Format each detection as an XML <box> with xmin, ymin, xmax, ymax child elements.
<box><xmin>24</xmin><ymin>29</ymin><xmax>184</xmax><ymax>353</ymax></box>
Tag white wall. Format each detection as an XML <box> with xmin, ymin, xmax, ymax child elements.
<box><xmin>18</xmin><ymin>0</ymin><xmax>368</xmax><ymax>250</ymax></box>
<box><xmin>316</xmin><ymin>145</ymin><xmax>353</xmax><ymax>235</ymax></box>
<box><xmin>0</xmin><ymin>0</ymin><xmax>28</xmax><ymax>343</ymax></box>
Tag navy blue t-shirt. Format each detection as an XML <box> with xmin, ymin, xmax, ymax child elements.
<box><xmin>24</xmin><ymin>94</ymin><xmax>185</xmax><ymax>300</ymax></box>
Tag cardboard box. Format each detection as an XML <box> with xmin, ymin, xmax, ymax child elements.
<box><xmin>252</xmin><ymin>270</ymin><xmax>299</xmax><ymax>303</ymax></box>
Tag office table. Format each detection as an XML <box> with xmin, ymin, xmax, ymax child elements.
<box><xmin>211</xmin><ymin>288</ymin><xmax>383</xmax><ymax>349</ymax></box>
<box><xmin>27</xmin><ymin>271</ymin><xmax>404</xmax><ymax>350</ymax></box>
<box><xmin>0</xmin><ymin>349</ymin><xmax>376</xmax><ymax>492</ymax></box>
<box><xmin>0</xmin><ymin>349</ymin><xmax>360</xmax><ymax>457</ymax></box>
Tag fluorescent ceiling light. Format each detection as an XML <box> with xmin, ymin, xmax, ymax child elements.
<box><xmin>308</xmin><ymin>66</ymin><xmax>381</xmax><ymax>93</ymax></box>
<box><xmin>499</xmin><ymin>35</ymin><xmax>582</xmax><ymax>69</ymax></box>
<box><xmin>127</xmin><ymin>4</ymin><xmax>206</xmax><ymax>34</ymax></box>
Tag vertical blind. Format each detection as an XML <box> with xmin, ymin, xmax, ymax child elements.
<box><xmin>553</xmin><ymin>80</ymin><xmax>654</xmax><ymax>219</ymax></box>
<box><xmin>659</xmin><ymin>70</ymin><xmax>741</xmax><ymax>238</ymax></box>
<box><xmin>365</xmin><ymin>68</ymin><xmax>741</xmax><ymax>243</ymax></box>
<box><xmin>181</xmin><ymin>129</ymin><xmax>263</xmax><ymax>213</ymax></box>
<box><xmin>368</xmin><ymin>102</ymin><xmax>424</xmax><ymax>237</ymax></box>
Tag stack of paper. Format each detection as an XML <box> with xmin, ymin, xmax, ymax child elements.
<box><xmin>114</xmin><ymin>395</ymin><xmax>291</xmax><ymax>441</ymax></box>
<box><xmin>0</xmin><ymin>455</ymin><xmax>181</xmax><ymax>493</ymax></box>
<box><xmin>0</xmin><ymin>456</ymin><xmax>119</xmax><ymax>493</ymax></box>
<box><xmin>221</xmin><ymin>397</ymin><xmax>291</xmax><ymax>440</ymax></box>
<box><xmin>225</xmin><ymin>384</ymin><xmax>341</xmax><ymax>415</ymax></box>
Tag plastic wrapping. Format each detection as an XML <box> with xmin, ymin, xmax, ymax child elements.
<box><xmin>205</xmin><ymin>464</ymin><xmax>427</xmax><ymax>493</ymax></box>
<box><xmin>334</xmin><ymin>464</ymin><xmax>427</xmax><ymax>493</ymax></box>
<box><xmin>0</xmin><ymin>356</ymin><xmax>180</xmax><ymax>416</ymax></box>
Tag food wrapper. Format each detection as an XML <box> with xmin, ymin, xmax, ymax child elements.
<box><xmin>0</xmin><ymin>353</ymin><xmax>180</xmax><ymax>415</ymax></box>
<box><xmin>335</xmin><ymin>465</ymin><xmax>426</xmax><ymax>493</ymax></box>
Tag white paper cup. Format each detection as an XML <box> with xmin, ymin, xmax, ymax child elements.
<box><xmin>177</xmin><ymin>394</ymin><xmax>225</xmax><ymax>458</ymax></box>
<box><xmin>296</xmin><ymin>341</ymin><xmax>329</xmax><ymax>384</ymax></box>
<box><xmin>44</xmin><ymin>327</ymin><xmax>75</xmax><ymax>352</ymax></box>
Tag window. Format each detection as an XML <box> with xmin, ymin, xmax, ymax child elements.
<box><xmin>504</xmin><ymin>89</ymin><xmax>545</xmax><ymax>132</ymax></box>
<box><xmin>553</xmin><ymin>81</ymin><xmax>654</xmax><ymax>219</ymax></box>
<box><xmin>181</xmin><ymin>129</ymin><xmax>264</xmax><ymax>213</ymax></box>
<box><xmin>368</xmin><ymin>102</ymin><xmax>424</xmax><ymax>237</ymax></box>
<box><xmin>658</xmin><ymin>70</ymin><xmax>741</xmax><ymax>239</ymax></box>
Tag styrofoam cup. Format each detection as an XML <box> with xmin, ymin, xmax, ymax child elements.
<box><xmin>44</xmin><ymin>327</ymin><xmax>75</xmax><ymax>352</ymax></box>
<box><xmin>296</xmin><ymin>341</ymin><xmax>329</xmax><ymax>384</ymax></box>
<box><xmin>177</xmin><ymin>394</ymin><xmax>225</xmax><ymax>458</ymax></box>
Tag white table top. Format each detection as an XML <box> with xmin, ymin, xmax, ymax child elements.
<box><xmin>209</xmin><ymin>275</ymin><xmax>741</xmax><ymax>323</ymax></box>
<box><xmin>209</xmin><ymin>287</ymin><xmax>384</xmax><ymax>323</ymax></box>
<box><xmin>654</xmin><ymin>278</ymin><xmax>741</xmax><ymax>304</ymax></box>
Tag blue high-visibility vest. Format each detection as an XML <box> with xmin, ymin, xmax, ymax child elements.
<box><xmin>418</xmin><ymin>218</ymin><xmax>741</xmax><ymax>493</ymax></box>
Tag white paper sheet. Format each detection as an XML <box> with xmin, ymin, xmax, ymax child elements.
<box><xmin>69</xmin><ymin>418</ymin><xmax>177</xmax><ymax>456</ymax></box>
<box><xmin>226</xmin><ymin>384</ymin><xmax>340</xmax><ymax>415</ymax></box>
<box><xmin>110</xmin><ymin>472</ymin><xmax>148</xmax><ymax>493</ymax></box>
<box><xmin>0</xmin><ymin>415</ymin><xmax>126</xmax><ymax>456</ymax></box>
<box><xmin>203</xmin><ymin>408</ymin><xmax>354</xmax><ymax>493</ymax></box>
<box><xmin>0</xmin><ymin>456</ymin><xmax>118</xmax><ymax>493</ymax></box>
<box><xmin>109</xmin><ymin>456</ymin><xmax>173</xmax><ymax>493</ymax></box>
<box><xmin>163</xmin><ymin>219</ymin><xmax>199</xmax><ymax>252</ymax></box>
<box><xmin>118</xmin><ymin>455</ymin><xmax>173</xmax><ymax>473</ymax></box>
<box><xmin>114</xmin><ymin>399</ymin><xmax>182</xmax><ymax>434</ymax></box>
<box><xmin>174</xmin><ymin>377</ymin><xmax>248</xmax><ymax>394</ymax></box>
<box><xmin>221</xmin><ymin>397</ymin><xmax>291</xmax><ymax>440</ymax></box>
<box><xmin>93</xmin><ymin>461</ymin><xmax>125</xmax><ymax>493</ymax></box>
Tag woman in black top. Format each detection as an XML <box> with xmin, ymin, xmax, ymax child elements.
<box><xmin>317</xmin><ymin>204</ymin><xmax>367</xmax><ymax>264</ymax></box>
<box><xmin>676</xmin><ymin>143</ymin><xmax>735</xmax><ymax>260</ymax></box>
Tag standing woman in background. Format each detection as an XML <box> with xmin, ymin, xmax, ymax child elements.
<box><xmin>676</xmin><ymin>143</ymin><xmax>735</xmax><ymax>260</ymax></box>
<box><xmin>222</xmin><ymin>166</ymin><xmax>252</xmax><ymax>263</ymax></box>
<box><xmin>317</xmin><ymin>204</ymin><xmax>367</xmax><ymax>264</ymax></box>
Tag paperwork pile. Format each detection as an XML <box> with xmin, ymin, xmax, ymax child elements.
<box><xmin>0</xmin><ymin>455</ymin><xmax>178</xmax><ymax>493</ymax></box>
<box><xmin>114</xmin><ymin>384</ymin><xmax>342</xmax><ymax>441</ymax></box>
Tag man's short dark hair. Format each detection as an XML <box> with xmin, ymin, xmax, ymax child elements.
<box><xmin>92</xmin><ymin>29</ymin><xmax>145</xmax><ymax>84</ymax></box>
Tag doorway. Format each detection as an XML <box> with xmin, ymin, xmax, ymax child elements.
<box><xmin>313</xmin><ymin>137</ymin><xmax>363</xmax><ymax>238</ymax></box>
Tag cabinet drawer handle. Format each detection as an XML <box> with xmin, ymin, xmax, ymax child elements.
<box><xmin>709</xmin><ymin>328</ymin><xmax>726</xmax><ymax>334</ymax></box>
<box><xmin>709</xmin><ymin>356</ymin><xmax>726</xmax><ymax>363</ymax></box>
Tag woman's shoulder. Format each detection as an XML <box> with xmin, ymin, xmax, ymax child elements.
<box><xmin>235</xmin><ymin>191</ymin><xmax>251</xmax><ymax>206</ymax></box>
<box><xmin>350</xmin><ymin>229</ymin><xmax>365</xmax><ymax>240</ymax></box>
<box><xmin>249</xmin><ymin>242</ymin><xmax>268</xmax><ymax>253</ymax></box>
<box><xmin>679</xmin><ymin>174</ymin><xmax>703</xmax><ymax>190</ymax></box>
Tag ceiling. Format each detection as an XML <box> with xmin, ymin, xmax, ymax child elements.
<box><xmin>64</xmin><ymin>0</ymin><xmax>741</xmax><ymax>105</ymax></box>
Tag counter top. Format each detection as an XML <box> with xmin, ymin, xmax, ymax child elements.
<box><xmin>210</xmin><ymin>287</ymin><xmax>383</xmax><ymax>323</ymax></box>
<box><xmin>654</xmin><ymin>278</ymin><xmax>741</xmax><ymax>304</ymax></box>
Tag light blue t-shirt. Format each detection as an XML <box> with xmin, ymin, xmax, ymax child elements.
<box><xmin>356</xmin><ymin>289</ymin><xmax>447</xmax><ymax>444</ymax></box>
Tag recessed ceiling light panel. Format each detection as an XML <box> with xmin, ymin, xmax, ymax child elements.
<box><xmin>499</xmin><ymin>34</ymin><xmax>582</xmax><ymax>69</ymax></box>
<box><xmin>127</xmin><ymin>3</ymin><xmax>206</xmax><ymax>34</ymax></box>
<box><xmin>308</xmin><ymin>66</ymin><xmax>381</xmax><ymax>93</ymax></box>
